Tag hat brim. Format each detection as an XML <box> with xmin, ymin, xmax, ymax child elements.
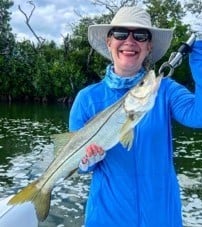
<box><xmin>88</xmin><ymin>24</ymin><xmax>173</xmax><ymax>63</ymax></box>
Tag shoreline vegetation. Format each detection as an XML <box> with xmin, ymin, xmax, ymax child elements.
<box><xmin>1</xmin><ymin>0</ymin><xmax>199</xmax><ymax>104</ymax></box>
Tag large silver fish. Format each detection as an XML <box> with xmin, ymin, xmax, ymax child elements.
<box><xmin>8</xmin><ymin>70</ymin><xmax>162</xmax><ymax>221</ymax></box>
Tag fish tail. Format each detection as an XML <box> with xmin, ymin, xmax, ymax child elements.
<box><xmin>8</xmin><ymin>180</ymin><xmax>51</xmax><ymax>221</ymax></box>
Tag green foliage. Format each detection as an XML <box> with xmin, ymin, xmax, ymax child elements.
<box><xmin>144</xmin><ymin>0</ymin><xmax>185</xmax><ymax>27</ymax></box>
<box><xmin>0</xmin><ymin>0</ymin><xmax>199</xmax><ymax>102</ymax></box>
<box><xmin>143</xmin><ymin>0</ymin><xmax>192</xmax><ymax>83</ymax></box>
<box><xmin>0</xmin><ymin>0</ymin><xmax>15</xmax><ymax>55</ymax></box>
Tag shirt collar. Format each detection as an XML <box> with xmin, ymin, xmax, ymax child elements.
<box><xmin>103</xmin><ymin>64</ymin><xmax>146</xmax><ymax>89</ymax></box>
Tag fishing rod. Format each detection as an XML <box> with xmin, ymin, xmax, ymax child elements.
<box><xmin>158</xmin><ymin>33</ymin><xmax>196</xmax><ymax>77</ymax></box>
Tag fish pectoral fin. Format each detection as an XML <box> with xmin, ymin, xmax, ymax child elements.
<box><xmin>120</xmin><ymin>129</ymin><xmax>134</xmax><ymax>151</ymax></box>
<box><xmin>119</xmin><ymin>114</ymin><xmax>138</xmax><ymax>150</ymax></box>
<box><xmin>8</xmin><ymin>180</ymin><xmax>51</xmax><ymax>221</ymax></box>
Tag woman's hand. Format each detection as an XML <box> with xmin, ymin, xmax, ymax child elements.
<box><xmin>79</xmin><ymin>144</ymin><xmax>106</xmax><ymax>171</ymax></box>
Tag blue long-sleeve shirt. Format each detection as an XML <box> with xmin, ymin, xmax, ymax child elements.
<box><xmin>69</xmin><ymin>41</ymin><xmax>202</xmax><ymax>227</ymax></box>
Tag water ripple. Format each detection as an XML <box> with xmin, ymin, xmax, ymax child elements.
<box><xmin>0</xmin><ymin>108</ymin><xmax>201</xmax><ymax>226</ymax></box>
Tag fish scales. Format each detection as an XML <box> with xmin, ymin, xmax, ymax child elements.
<box><xmin>8</xmin><ymin>70</ymin><xmax>162</xmax><ymax>221</ymax></box>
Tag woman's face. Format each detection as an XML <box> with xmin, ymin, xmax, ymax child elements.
<box><xmin>107</xmin><ymin>27</ymin><xmax>152</xmax><ymax>76</ymax></box>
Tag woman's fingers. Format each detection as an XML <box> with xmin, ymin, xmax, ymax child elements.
<box><xmin>79</xmin><ymin>144</ymin><xmax>106</xmax><ymax>171</ymax></box>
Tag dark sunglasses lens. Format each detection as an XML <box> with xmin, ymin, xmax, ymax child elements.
<box><xmin>133</xmin><ymin>33</ymin><xmax>149</xmax><ymax>42</ymax></box>
<box><xmin>112</xmin><ymin>31</ymin><xmax>129</xmax><ymax>40</ymax></box>
<box><xmin>110</xmin><ymin>28</ymin><xmax>151</xmax><ymax>42</ymax></box>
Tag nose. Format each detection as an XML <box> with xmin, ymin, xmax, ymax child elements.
<box><xmin>126</xmin><ymin>32</ymin><xmax>136</xmax><ymax>42</ymax></box>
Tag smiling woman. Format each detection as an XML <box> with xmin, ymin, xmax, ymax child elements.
<box><xmin>69</xmin><ymin>6</ymin><xmax>202</xmax><ymax>227</ymax></box>
<box><xmin>106</xmin><ymin>27</ymin><xmax>152</xmax><ymax>76</ymax></box>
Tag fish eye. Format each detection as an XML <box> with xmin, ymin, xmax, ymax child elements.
<box><xmin>139</xmin><ymin>80</ymin><xmax>145</xmax><ymax>86</ymax></box>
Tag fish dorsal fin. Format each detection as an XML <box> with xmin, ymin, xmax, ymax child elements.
<box><xmin>51</xmin><ymin>132</ymin><xmax>74</xmax><ymax>156</ymax></box>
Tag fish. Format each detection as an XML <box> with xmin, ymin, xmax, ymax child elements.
<box><xmin>8</xmin><ymin>70</ymin><xmax>162</xmax><ymax>222</ymax></box>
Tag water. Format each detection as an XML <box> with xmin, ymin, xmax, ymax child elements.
<box><xmin>0</xmin><ymin>103</ymin><xmax>201</xmax><ymax>227</ymax></box>
<box><xmin>173</xmin><ymin>126</ymin><xmax>202</xmax><ymax>227</ymax></box>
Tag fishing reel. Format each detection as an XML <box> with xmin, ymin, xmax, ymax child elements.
<box><xmin>158</xmin><ymin>34</ymin><xmax>196</xmax><ymax>77</ymax></box>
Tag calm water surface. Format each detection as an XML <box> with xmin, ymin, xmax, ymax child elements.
<box><xmin>0</xmin><ymin>102</ymin><xmax>201</xmax><ymax>227</ymax></box>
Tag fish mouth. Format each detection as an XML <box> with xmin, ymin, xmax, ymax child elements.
<box><xmin>130</xmin><ymin>92</ymin><xmax>152</xmax><ymax>99</ymax></box>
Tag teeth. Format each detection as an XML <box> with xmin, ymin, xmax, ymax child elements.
<box><xmin>121</xmin><ymin>50</ymin><xmax>136</xmax><ymax>55</ymax></box>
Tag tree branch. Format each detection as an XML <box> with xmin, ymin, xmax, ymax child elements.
<box><xmin>18</xmin><ymin>1</ymin><xmax>45</xmax><ymax>47</ymax></box>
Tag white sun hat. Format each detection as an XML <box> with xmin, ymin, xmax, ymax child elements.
<box><xmin>88</xmin><ymin>7</ymin><xmax>173</xmax><ymax>63</ymax></box>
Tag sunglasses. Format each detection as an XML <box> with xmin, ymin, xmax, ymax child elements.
<box><xmin>108</xmin><ymin>28</ymin><xmax>152</xmax><ymax>42</ymax></box>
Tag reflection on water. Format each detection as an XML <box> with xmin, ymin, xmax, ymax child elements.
<box><xmin>173</xmin><ymin>126</ymin><xmax>202</xmax><ymax>227</ymax></box>
<box><xmin>0</xmin><ymin>103</ymin><xmax>201</xmax><ymax>227</ymax></box>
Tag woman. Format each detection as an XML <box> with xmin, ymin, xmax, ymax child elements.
<box><xmin>69</xmin><ymin>7</ymin><xmax>202</xmax><ymax>227</ymax></box>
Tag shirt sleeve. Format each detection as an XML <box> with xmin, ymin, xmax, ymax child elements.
<box><xmin>189</xmin><ymin>40</ymin><xmax>202</xmax><ymax>86</ymax></box>
<box><xmin>68</xmin><ymin>90</ymin><xmax>98</xmax><ymax>173</ymax></box>
<box><xmin>68</xmin><ymin>90</ymin><xmax>90</xmax><ymax>132</ymax></box>
<box><xmin>168</xmin><ymin>40</ymin><xmax>202</xmax><ymax>128</ymax></box>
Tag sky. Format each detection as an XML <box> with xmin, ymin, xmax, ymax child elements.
<box><xmin>10</xmin><ymin>0</ymin><xmax>104</xmax><ymax>45</ymax></box>
<box><xmin>9</xmin><ymin>0</ymin><xmax>196</xmax><ymax>45</ymax></box>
